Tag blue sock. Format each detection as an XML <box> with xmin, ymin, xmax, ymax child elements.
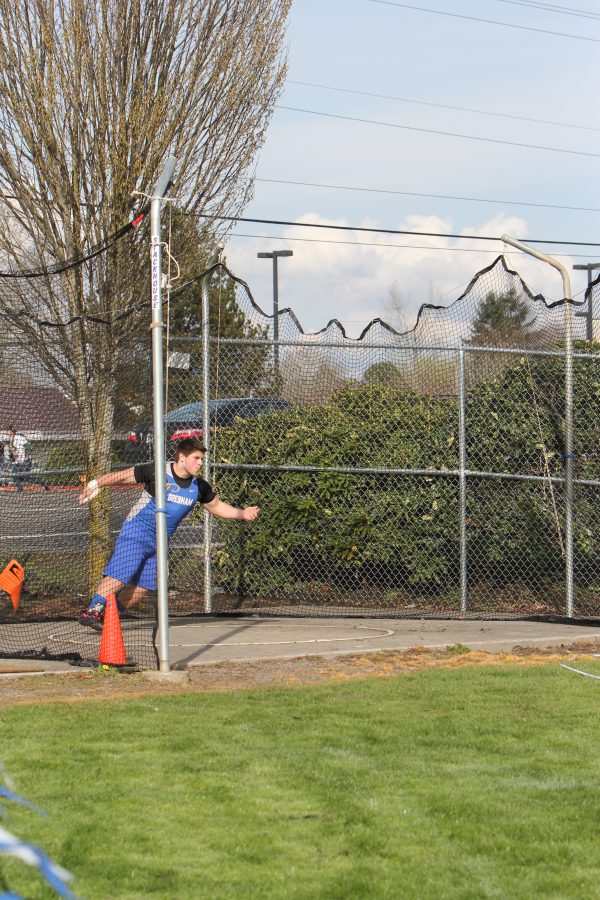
<box><xmin>88</xmin><ymin>593</ymin><xmax>107</xmax><ymax>614</ymax></box>
<box><xmin>88</xmin><ymin>593</ymin><xmax>126</xmax><ymax>614</ymax></box>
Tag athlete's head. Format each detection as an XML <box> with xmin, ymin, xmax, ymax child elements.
<box><xmin>174</xmin><ymin>438</ymin><xmax>206</xmax><ymax>477</ymax></box>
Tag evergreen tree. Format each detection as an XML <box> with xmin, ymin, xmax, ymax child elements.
<box><xmin>467</xmin><ymin>287</ymin><xmax>535</xmax><ymax>348</ymax></box>
<box><xmin>362</xmin><ymin>361</ymin><xmax>407</xmax><ymax>391</ymax></box>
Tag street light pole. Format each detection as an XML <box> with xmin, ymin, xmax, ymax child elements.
<box><xmin>257</xmin><ymin>250</ymin><xmax>293</xmax><ymax>375</ymax></box>
<box><xmin>573</xmin><ymin>263</ymin><xmax>600</xmax><ymax>343</ymax></box>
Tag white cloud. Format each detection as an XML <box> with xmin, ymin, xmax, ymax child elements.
<box><xmin>224</xmin><ymin>210</ymin><xmax>579</xmax><ymax>338</ymax></box>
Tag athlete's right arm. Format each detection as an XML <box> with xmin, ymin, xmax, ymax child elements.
<box><xmin>78</xmin><ymin>467</ymin><xmax>138</xmax><ymax>504</ymax></box>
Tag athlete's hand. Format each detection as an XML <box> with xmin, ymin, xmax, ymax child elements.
<box><xmin>79</xmin><ymin>479</ymin><xmax>100</xmax><ymax>505</ymax></box>
<box><xmin>241</xmin><ymin>505</ymin><xmax>260</xmax><ymax>521</ymax></box>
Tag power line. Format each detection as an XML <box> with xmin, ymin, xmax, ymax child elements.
<box><xmin>369</xmin><ymin>0</ymin><xmax>600</xmax><ymax>42</ymax></box>
<box><xmin>255</xmin><ymin>177</ymin><xmax>600</xmax><ymax>214</ymax></box>
<box><xmin>286</xmin><ymin>79</ymin><xmax>599</xmax><ymax>133</ymax></box>
<box><xmin>276</xmin><ymin>105</ymin><xmax>600</xmax><ymax>159</ymax></box>
<box><xmin>496</xmin><ymin>0</ymin><xmax>600</xmax><ymax>20</ymax></box>
<box><xmin>200</xmin><ymin>213</ymin><xmax>600</xmax><ymax>246</ymax></box>
<box><xmin>229</xmin><ymin>232</ymin><xmax>593</xmax><ymax>259</ymax></box>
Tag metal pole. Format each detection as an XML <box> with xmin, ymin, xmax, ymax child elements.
<box><xmin>190</xmin><ymin>336</ymin><xmax>600</xmax><ymax>358</ymax></box>
<box><xmin>150</xmin><ymin>155</ymin><xmax>177</xmax><ymax>673</ymax></box>
<box><xmin>501</xmin><ymin>234</ymin><xmax>574</xmax><ymax>617</ymax></box>
<box><xmin>202</xmin><ymin>246</ymin><xmax>223</xmax><ymax>614</ymax></box>
<box><xmin>574</xmin><ymin>264</ymin><xmax>600</xmax><ymax>344</ymax></box>
<box><xmin>257</xmin><ymin>250</ymin><xmax>293</xmax><ymax>380</ymax></box>
<box><xmin>458</xmin><ymin>348</ymin><xmax>468</xmax><ymax>614</ymax></box>
<box><xmin>273</xmin><ymin>254</ymin><xmax>279</xmax><ymax>374</ymax></box>
<box><xmin>211</xmin><ymin>460</ymin><xmax>600</xmax><ymax>489</ymax></box>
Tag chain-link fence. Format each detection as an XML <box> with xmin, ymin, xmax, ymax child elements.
<box><xmin>1</xmin><ymin>217</ymin><xmax>599</xmax><ymax>668</ymax></box>
<box><xmin>158</xmin><ymin>255</ymin><xmax>600</xmax><ymax>622</ymax></box>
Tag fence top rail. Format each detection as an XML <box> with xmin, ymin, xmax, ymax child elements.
<box><xmin>168</xmin><ymin>335</ymin><xmax>600</xmax><ymax>359</ymax></box>
<box><xmin>211</xmin><ymin>460</ymin><xmax>600</xmax><ymax>488</ymax></box>
<box><xmin>4</xmin><ymin>336</ymin><xmax>598</xmax><ymax>358</ymax></box>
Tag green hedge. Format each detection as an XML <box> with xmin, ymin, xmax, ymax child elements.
<box><xmin>210</xmin><ymin>352</ymin><xmax>600</xmax><ymax>597</ymax></box>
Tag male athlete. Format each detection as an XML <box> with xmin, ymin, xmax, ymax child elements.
<box><xmin>78</xmin><ymin>437</ymin><xmax>259</xmax><ymax>630</ymax></box>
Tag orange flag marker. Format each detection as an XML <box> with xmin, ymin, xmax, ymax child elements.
<box><xmin>0</xmin><ymin>559</ymin><xmax>25</xmax><ymax>612</ymax></box>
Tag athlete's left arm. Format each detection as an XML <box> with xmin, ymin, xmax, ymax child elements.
<box><xmin>203</xmin><ymin>497</ymin><xmax>260</xmax><ymax>521</ymax></box>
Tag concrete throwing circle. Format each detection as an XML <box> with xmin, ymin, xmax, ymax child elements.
<box><xmin>47</xmin><ymin>623</ymin><xmax>99</xmax><ymax>646</ymax></box>
<box><xmin>169</xmin><ymin>622</ymin><xmax>394</xmax><ymax>649</ymax></box>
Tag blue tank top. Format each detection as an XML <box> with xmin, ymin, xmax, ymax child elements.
<box><xmin>127</xmin><ymin>463</ymin><xmax>215</xmax><ymax>536</ymax></box>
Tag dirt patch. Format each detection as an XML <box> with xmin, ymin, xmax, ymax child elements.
<box><xmin>1</xmin><ymin>639</ymin><xmax>600</xmax><ymax>706</ymax></box>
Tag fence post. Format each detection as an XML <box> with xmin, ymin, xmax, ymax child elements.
<box><xmin>201</xmin><ymin>248</ymin><xmax>223</xmax><ymax>614</ymax></box>
<box><xmin>501</xmin><ymin>234</ymin><xmax>574</xmax><ymax>618</ymax></box>
<box><xmin>564</xmin><ymin>294</ymin><xmax>575</xmax><ymax>618</ymax></box>
<box><xmin>458</xmin><ymin>347</ymin><xmax>468</xmax><ymax>614</ymax></box>
<box><xmin>150</xmin><ymin>156</ymin><xmax>178</xmax><ymax>673</ymax></box>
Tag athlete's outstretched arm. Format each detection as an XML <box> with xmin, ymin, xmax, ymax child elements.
<box><xmin>203</xmin><ymin>497</ymin><xmax>260</xmax><ymax>521</ymax></box>
<box><xmin>79</xmin><ymin>467</ymin><xmax>138</xmax><ymax>504</ymax></box>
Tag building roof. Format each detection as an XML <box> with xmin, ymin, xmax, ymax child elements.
<box><xmin>0</xmin><ymin>387</ymin><xmax>79</xmax><ymax>438</ymax></box>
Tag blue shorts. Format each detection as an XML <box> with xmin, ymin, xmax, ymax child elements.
<box><xmin>103</xmin><ymin>523</ymin><xmax>157</xmax><ymax>591</ymax></box>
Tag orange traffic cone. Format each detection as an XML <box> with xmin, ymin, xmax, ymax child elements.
<box><xmin>98</xmin><ymin>594</ymin><xmax>127</xmax><ymax>666</ymax></box>
<box><xmin>0</xmin><ymin>559</ymin><xmax>25</xmax><ymax>612</ymax></box>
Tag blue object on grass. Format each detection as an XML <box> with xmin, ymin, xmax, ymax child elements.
<box><xmin>0</xmin><ymin>786</ymin><xmax>47</xmax><ymax>817</ymax></box>
<box><xmin>0</xmin><ymin>826</ymin><xmax>78</xmax><ymax>899</ymax></box>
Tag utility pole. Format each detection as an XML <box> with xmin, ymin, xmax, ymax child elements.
<box><xmin>573</xmin><ymin>263</ymin><xmax>600</xmax><ymax>343</ymax></box>
<box><xmin>257</xmin><ymin>250</ymin><xmax>293</xmax><ymax>375</ymax></box>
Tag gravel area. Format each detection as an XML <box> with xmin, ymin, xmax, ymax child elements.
<box><xmin>2</xmin><ymin>639</ymin><xmax>599</xmax><ymax>706</ymax></box>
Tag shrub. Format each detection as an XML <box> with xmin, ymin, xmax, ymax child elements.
<box><xmin>211</xmin><ymin>354</ymin><xmax>600</xmax><ymax>600</ymax></box>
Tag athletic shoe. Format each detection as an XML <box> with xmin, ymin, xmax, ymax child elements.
<box><xmin>78</xmin><ymin>609</ymin><xmax>104</xmax><ymax>631</ymax></box>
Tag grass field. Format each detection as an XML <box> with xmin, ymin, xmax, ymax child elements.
<box><xmin>2</xmin><ymin>662</ymin><xmax>600</xmax><ymax>899</ymax></box>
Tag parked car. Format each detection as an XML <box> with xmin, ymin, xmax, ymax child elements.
<box><xmin>124</xmin><ymin>397</ymin><xmax>290</xmax><ymax>464</ymax></box>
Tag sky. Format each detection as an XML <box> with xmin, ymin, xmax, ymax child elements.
<box><xmin>222</xmin><ymin>0</ymin><xmax>599</xmax><ymax>337</ymax></box>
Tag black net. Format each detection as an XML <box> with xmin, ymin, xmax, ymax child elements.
<box><xmin>1</xmin><ymin>216</ymin><xmax>599</xmax><ymax>670</ymax></box>
<box><xmin>0</xmin><ymin>216</ymin><xmax>159</xmax><ymax>669</ymax></box>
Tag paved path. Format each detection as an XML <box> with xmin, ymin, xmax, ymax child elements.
<box><xmin>167</xmin><ymin>616</ymin><xmax>600</xmax><ymax>668</ymax></box>
<box><xmin>4</xmin><ymin>616</ymin><xmax>600</xmax><ymax>675</ymax></box>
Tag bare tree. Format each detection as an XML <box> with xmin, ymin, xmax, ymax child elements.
<box><xmin>0</xmin><ymin>0</ymin><xmax>290</xmax><ymax>586</ymax></box>
<box><xmin>384</xmin><ymin>279</ymin><xmax>446</xmax><ymax>335</ymax></box>
<box><xmin>280</xmin><ymin>347</ymin><xmax>350</xmax><ymax>405</ymax></box>
<box><xmin>383</xmin><ymin>281</ymin><xmax>414</xmax><ymax>334</ymax></box>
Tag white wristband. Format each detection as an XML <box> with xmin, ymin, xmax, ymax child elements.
<box><xmin>83</xmin><ymin>478</ymin><xmax>100</xmax><ymax>503</ymax></box>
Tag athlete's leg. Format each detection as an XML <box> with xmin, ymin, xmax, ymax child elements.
<box><xmin>79</xmin><ymin>525</ymin><xmax>155</xmax><ymax>629</ymax></box>
<box><xmin>118</xmin><ymin>584</ymin><xmax>154</xmax><ymax>609</ymax></box>
<box><xmin>83</xmin><ymin>557</ymin><xmax>156</xmax><ymax>622</ymax></box>
<box><xmin>119</xmin><ymin>550</ymin><xmax>158</xmax><ymax>612</ymax></box>
<box><xmin>95</xmin><ymin>576</ymin><xmax>128</xmax><ymax>599</ymax></box>
<box><xmin>11</xmin><ymin>462</ymin><xmax>26</xmax><ymax>492</ymax></box>
<box><xmin>79</xmin><ymin>578</ymin><xmax>133</xmax><ymax>630</ymax></box>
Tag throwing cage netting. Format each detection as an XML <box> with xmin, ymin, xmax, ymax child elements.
<box><xmin>1</xmin><ymin>211</ymin><xmax>599</xmax><ymax>669</ymax></box>
<box><xmin>179</xmin><ymin>256</ymin><xmax>600</xmax><ymax>623</ymax></box>
<box><xmin>0</xmin><ymin>212</ymin><xmax>159</xmax><ymax>669</ymax></box>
